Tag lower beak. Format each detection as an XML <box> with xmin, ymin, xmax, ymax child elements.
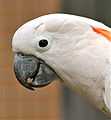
<box><xmin>13</xmin><ymin>53</ymin><xmax>57</xmax><ymax>90</ymax></box>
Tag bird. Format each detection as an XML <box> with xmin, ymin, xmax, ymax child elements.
<box><xmin>12</xmin><ymin>13</ymin><xmax>111</xmax><ymax>116</ymax></box>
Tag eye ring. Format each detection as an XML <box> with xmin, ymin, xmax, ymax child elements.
<box><xmin>36</xmin><ymin>37</ymin><xmax>52</xmax><ymax>52</ymax></box>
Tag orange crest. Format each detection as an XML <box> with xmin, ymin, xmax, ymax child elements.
<box><xmin>92</xmin><ymin>27</ymin><xmax>111</xmax><ymax>41</ymax></box>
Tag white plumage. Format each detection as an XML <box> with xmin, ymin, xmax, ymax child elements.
<box><xmin>12</xmin><ymin>13</ymin><xmax>111</xmax><ymax>115</ymax></box>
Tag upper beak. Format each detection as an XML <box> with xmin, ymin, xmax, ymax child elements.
<box><xmin>13</xmin><ymin>53</ymin><xmax>57</xmax><ymax>90</ymax></box>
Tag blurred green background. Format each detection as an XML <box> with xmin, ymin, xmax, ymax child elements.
<box><xmin>0</xmin><ymin>0</ymin><xmax>111</xmax><ymax>120</ymax></box>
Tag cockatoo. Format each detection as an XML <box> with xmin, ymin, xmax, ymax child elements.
<box><xmin>12</xmin><ymin>13</ymin><xmax>111</xmax><ymax>116</ymax></box>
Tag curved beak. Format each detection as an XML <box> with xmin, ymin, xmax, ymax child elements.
<box><xmin>13</xmin><ymin>53</ymin><xmax>57</xmax><ymax>90</ymax></box>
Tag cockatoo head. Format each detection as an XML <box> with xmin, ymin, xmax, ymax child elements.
<box><xmin>12</xmin><ymin>13</ymin><xmax>111</xmax><ymax>115</ymax></box>
<box><xmin>12</xmin><ymin>13</ymin><xmax>108</xmax><ymax>90</ymax></box>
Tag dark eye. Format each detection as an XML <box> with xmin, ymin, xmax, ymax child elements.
<box><xmin>36</xmin><ymin>37</ymin><xmax>52</xmax><ymax>52</ymax></box>
<box><xmin>39</xmin><ymin>39</ymin><xmax>48</xmax><ymax>47</ymax></box>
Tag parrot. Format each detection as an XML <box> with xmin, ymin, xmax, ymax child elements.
<box><xmin>12</xmin><ymin>13</ymin><xmax>111</xmax><ymax>116</ymax></box>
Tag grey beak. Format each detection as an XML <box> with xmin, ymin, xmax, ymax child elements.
<box><xmin>14</xmin><ymin>53</ymin><xmax>57</xmax><ymax>90</ymax></box>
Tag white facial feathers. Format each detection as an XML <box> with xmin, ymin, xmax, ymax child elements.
<box><xmin>12</xmin><ymin>14</ymin><xmax>93</xmax><ymax>54</ymax></box>
<box><xmin>12</xmin><ymin>14</ymin><xmax>111</xmax><ymax>113</ymax></box>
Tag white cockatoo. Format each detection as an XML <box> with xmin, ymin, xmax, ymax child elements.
<box><xmin>12</xmin><ymin>13</ymin><xmax>111</xmax><ymax>116</ymax></box>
